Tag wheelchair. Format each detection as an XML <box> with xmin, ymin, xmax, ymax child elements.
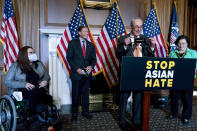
<box><xmin>0</xmin><ymin>91</ymin><xmax>61</xmax><ymax>131</ymax></box>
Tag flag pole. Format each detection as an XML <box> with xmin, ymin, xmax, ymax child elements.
<box><xmin>12</xmin><ymin>0</ymin><xmax>22</xmax><ymax>48</ymax></box>
<box><xmin>79</xmin><ymin>0</ymin><xmax>83</xmax><ymax>25</ymax></box>
<box><xmin>152</xmin><ymin>1</ymin><xmax>156</xmax><ymax>37</ymax></box>
<box><xmin>115</xmin><ymin>1</ymin><xmax>119</xmax><ymax>43</ymax></box>
<box><xmin>0</xmin><ymin>0</ymin><xmax>2</xmax><ymax>16</ymax></box>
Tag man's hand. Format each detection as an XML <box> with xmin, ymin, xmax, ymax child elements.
<box><xmin>149</xmin><ymin>38</ymin><xmax>156</xmax><ymax>48</ymax></box>
<box><xmin>85</xmin><ymin>66</ymin><xmax>92</xmax><ymax>74</ymax></box>
<box><xmin>25</xmin><ymin>83</ymin><xmax>35</xmax><ymax>90</ymax></box>
<box><xmin>76</xmin><ymin>68</ymin><xmax>86</xmax><ymax>75</ymax></box>
<box><xmin>39</xmin><ymin>80</ymin><xmax>48</xmax><ymax>88</ymax></box>
<box><xmin>124</xmin><ymin>37</ymin><xmax>131</xmax><ymax>46</ymax></box>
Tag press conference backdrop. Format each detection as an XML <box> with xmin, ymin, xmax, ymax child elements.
<box><xmin>120</xmin><ymin>57</ymin><xmax>196</xmax><ymax>91</ymax></box>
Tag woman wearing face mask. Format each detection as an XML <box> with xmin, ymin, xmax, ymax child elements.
<box><xmin>168</xmin><ymin>35</ymin><xmax>197</xmax><ymax>124</ymax></box>
<box><xmin>4</xmin><ymin>46</ymin><xmax>50</xmax><ymax>113</ymax></box>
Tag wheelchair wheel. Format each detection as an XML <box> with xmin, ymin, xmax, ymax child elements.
<box><xmin>38</xmin><ymin>104</ymin><xmax>61</xmax><ymax>125</ymax></box>
<box><xmin>0</xmin><ymin>95</ymin><xmax>17</xmax><ymax>131</ymax></box>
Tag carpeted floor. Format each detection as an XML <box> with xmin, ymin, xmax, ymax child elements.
<box><xmin>16</xmin><ymin>105</ymin><xmax>197</xmax><ymax>131</ymax></box>
<box><xmin>61</xmin><ymin>106</ymin><xmax>197</xmax><ymax>131</ymax></box>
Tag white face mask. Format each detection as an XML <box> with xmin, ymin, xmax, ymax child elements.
<box><xmin>28</xmin><ymin>53</ymin><xmax>38</xmax><ymax>62</ymax></box>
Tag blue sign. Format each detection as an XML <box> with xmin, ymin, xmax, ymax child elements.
<box><xmin>120</xmin><ymin>57</ymin><xmax>196</xmax><ymax>91</ymax></box>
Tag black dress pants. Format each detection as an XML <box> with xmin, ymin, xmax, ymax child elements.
<box><xmin>119</xmin><ymin>91</ymin><xmax>143</xmax><ymax>125</ymax></box>
<box><xmin>170</xmin><ymin>90</ymin><xmax>193</xmax><ymax>119</ymax></box>
<box><xmin>71</xmin><ymin>76</ymin><xmax>90</xmax><ymax>117</ymax></box>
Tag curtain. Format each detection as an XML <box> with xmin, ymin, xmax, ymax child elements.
<box><xmin>187</xmin><ymin>0</ymin><xmax>197</xmax><ymax>86</ymax></box>
<box><xmin>0</xmin><ymin>0</ymin><xmax>40</xmax><ymax>96</ymax></box>
<box><xmin>154</xmin><ymin>0</ymin><xmax>188</xmax><ymax>44</ymax></box>
<box><xmin>0</xmin><ymin>0</ymin><xmax>40</xmax><ymax>59</ymax></box>
<box><xmin>188</xmin><ymin>1</ymin><xmax>197</xmax><ymax>50</ymax></box>
<box><xmin>15</xmin><ymin>0</ymin><xmax>40</xmax><ymax>57</ymax></box>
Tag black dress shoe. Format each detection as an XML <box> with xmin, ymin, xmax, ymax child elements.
<box><xmin>71</xmin><ymin>116</ymin><xmax>77</xmax><ymax>122</ymax></box>
<box><xmin>133</xmin><ymin>123</ymin><xmax>141</xmax><ymax>129</ymax></box>
<box><xmin>119</xmin><ymin>123</ymin><xmax>126</xmax><ymax>130</ymax></box>
<box><xmin>183</xmin><ymin>119</ymin><xmax>190</xmax><ymax>125</ymax></box>
<box><xmin>168</xmin><ymin>115</ymin><xmax>177</xmax><ymax>120</ymax></box>
<box><xmin>82</xmin><ymin>114</ymin><xmax>92</xmax><ymax>120</ymax></box>
<box><xmin>131</xmin><ymin>119</ymin><xmax>141</xmax><ymax>129</ymax></box>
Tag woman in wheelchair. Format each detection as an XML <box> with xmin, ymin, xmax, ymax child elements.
<box><xmin>4</xmin><ymin>46</ymin><xmax>51</xmax><ymax>116</ymax></box>
<box><xmin>1</xmin><ymin>46</ymin><xmax>61</xmax><ymax>130</ymax></box>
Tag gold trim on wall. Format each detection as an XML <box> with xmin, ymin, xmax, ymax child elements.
<box><xmin>82</xmin><ymin>0</ymin><xmax>114</xmax><ymax>9</ymax></box>
<box><xmin>44</xmin><ymin>0</ymin><xmax>49</xmax><ymax>26</ymax></box>
<box><xmin>43</xmin><ymin>0</ymin><xmax>124</xmax><ymax>28</ymax></box>
<box><xmin>44</xmin><ymin>0</ymin><xmax>68</xmax><ymax>26</ymax></box>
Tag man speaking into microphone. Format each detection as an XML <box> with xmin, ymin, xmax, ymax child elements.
<box><xmin>116</xmin><ymin>17</ymin><xmax>155</xmax><ymax>129</ymax></box>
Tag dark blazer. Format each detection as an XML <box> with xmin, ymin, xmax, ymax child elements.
<box><xmin>116</xmin><ymin>33</ymin><xmax>155</xmax><ymax>77</ymax></box>
<box><xmin>67</xmin><ymin>38</ymin><xmax>96</xmax><ymax>80</ymax></box>
<box><xmin>116</xmin><ymin>33</ymin><xmax>154</xmax><ymax>58</ymax></box>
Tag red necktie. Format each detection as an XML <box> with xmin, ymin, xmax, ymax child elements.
<box><xmin>82</xmin><ymin>40</ymin><xmax>86</xmax><ymax>58</ymax></box>
<box><xmin>134</xmin><ymin>43</ymin><xmax>140</xmax><ymax>57</ymax></box>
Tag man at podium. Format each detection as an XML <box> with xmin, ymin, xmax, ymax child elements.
<box><xmin>116</xmin><ymin>17</ymin><xmax>155</xmax><ymax>129</ymax></box>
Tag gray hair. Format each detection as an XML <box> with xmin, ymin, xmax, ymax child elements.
<box><xmin>130</xmin><ymin>17</ymin><xmax>144</xmax><ymax>27</ymax></box>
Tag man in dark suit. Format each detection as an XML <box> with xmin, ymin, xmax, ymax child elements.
<box><xmin>67</xmin><ymin>26</ymin><xmax>96</xmax><ymax>121</ymax></box>
<box><xmin>116</xmin><ymin>18</ymin><xmax>155</xmax><ymax>129</ymax></box>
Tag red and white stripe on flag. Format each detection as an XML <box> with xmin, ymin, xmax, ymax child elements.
<box><xmin>87</xmin><ymin>34</ymin><xmax>103</xmax><ymax>75</ymax></box>
<box><xmin>143</xmin><ymin>3</ymin><xmax>168</xmax><ymax>58</ymax></box>
<box><xmin>95</xmin><ymin>2</ymin><xmax>127</xmax><ymax>87</ymax></box>
<box><xmin>153</xmin><ymin>34</ymin><xmax>168</xmax><ymax>58</ymax></box>
<box><xmin>96</xmin><ymin>27</ymin><xmax>126</xmax><ymax>86</ymax></box>
<box><xmin>0</xmin><ymin>0</ymin><xmax>19</xmax><ymax>73</ymax></box>
<box><xmin>57</xmin><ymin>27</ymin><xmax>72</xmax><ymax>75</ymax></box>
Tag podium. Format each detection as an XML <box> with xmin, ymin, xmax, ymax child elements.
<box><xmin>120</xmin><ymin>56</ymin><xmax>196</xmax><ymax>131</ymax></box>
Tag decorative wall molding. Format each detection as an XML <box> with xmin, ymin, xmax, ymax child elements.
<box><xmin>43</xmin><ymin>0</ymin><xmax>131</xmax><ymax>28</ymax></box>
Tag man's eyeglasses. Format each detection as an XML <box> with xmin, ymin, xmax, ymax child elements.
<box><xmin>133</xmin><ymin>26</ymin><xmax>143</xmax><ymax>29</ymax></box>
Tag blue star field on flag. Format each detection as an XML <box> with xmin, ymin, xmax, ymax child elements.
<box><xmin>4</xmin><ymin>0</ymin><xmax>15</xmax><ymax>20</ymax></box>
<box><xmin>68</xmin><ymin>3</ymin><xmax>88</xmax><ymax>39</ymax></box>
<box><xmin>143</xmin><ymin>7</ymin><xmax>161</xmax><ymax>37</ymax></box>
<box><xmin>169</xmin><ymin>4</ymin><xmax>179</xmax><ymax>50</ymax></box>
<box><xmin>143</xmin><ymin>4</ymin><xmax>168</xmax><ymax>57</ymax></box>
<box><xmin>105</xmin><ymin>2</ymin><xmax>126</xmax><ymax>39</ymax></box>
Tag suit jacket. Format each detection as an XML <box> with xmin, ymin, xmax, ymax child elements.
<box><xmin>67</xmin><ymin>38</ymin><xmax>96</xmax><ymax>80</ymax></box>
<box><xmin>4</xmin><ymin>61</ymin><xmax>51</xmax><ymax>95</ymax></box>
<box><xmin>116</xmin><ymin>33</ymin><xmax>155</xmax><ymax>77</ymax></box>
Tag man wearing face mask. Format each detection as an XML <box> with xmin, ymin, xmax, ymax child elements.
<box><xmin>5</xmin><ymin>46</ymin><xmax>50</xmax><ymax>114</ymax></box>
<box><xmin>67</xmin><ymin>26</ymin><xmax>96</xmax><ymax>121</ymax></box>
<box><xmin>116</xmin><ymin>18</ymin><xmax>155</xmax><ymax>129</ymax></box>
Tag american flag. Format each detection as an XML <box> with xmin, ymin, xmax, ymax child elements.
<box><xmin>143</xmin><ymin>4</ymin><xmax>168</xmax><ymax>57</ymax></box>
<box><xmin>0</xmin><ymin>0</ymin><xmax>19</xmax><ymax>72</ymax></box>
<box><xmin>169</xmin><ymin>3</ymin><xmax>179</xmax><ymax>51</ymax></box>
<box><xmin>96</xmin><ymin>2</ymin><xmax>127</xmax><ymax>87</ymax></box>
<box><xmin>57</xmin><ymin>2</ymin><xmax>102</xmax><ymax>75</ymax></box>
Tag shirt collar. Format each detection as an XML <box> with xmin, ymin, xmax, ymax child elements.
<box><xmin>79</xmin><ymin>37</ymin><xmax>86</xmax><ymax>47</ymax></box>
<box><xmin>130</xmin><ymin>33</ymin><xmax>140</xmax><ymax>38</ymax></box>
<box><xmin>175</xmin><ymin>48</ymin><xmax>189</xmax><ymax>53</ymax></box>
<box><xmin>79</xmin><ymin>37</ymin><xmax>86</xmax><ymax>42</ymax></box>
